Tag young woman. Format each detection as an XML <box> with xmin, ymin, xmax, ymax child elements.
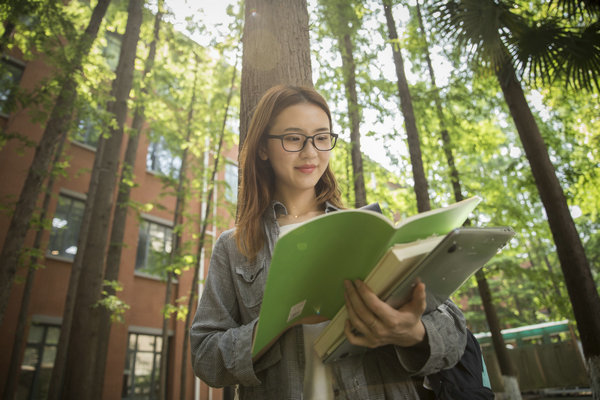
<box><xmin>190</xmin><ymin>85</ymin><xmax>467</xmax><ymax>399</ymax></box>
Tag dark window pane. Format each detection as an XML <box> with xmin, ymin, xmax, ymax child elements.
<box><xmin>135</xmin><ymin>219</ymin><xmax>172</xmax><ymax>278</ymax></box>
<box><xmin>103</xmin><ymin>32</ymin><xmax>122</xmax><ymax>71</ymax></box>
<box><xmin>47</xmin><ymin>195</ymin><xmax>85</xmax><ymax>260</ymax></box>
<box><xmin>146</xmin><ymin>136</ymin><xmax>181</xmax><ymax>179</ymax></box>
<box><xmin>0</xmin><ymin>58</ymin><xmax>24</xmax><ymax>115</ymax></box>
<box><xmin>26</xmin><ymin>325</ymin><xmax>44</xmax><ymax>344</ymax></box>
<box><xmin>73</xmin><ymin>105</ymin><xmax>102</xmax><ymax>148</ymax></box>
<box><xmin>123</xmin><ymin>333</ymin><xmax>164</xmax><ymax>400</ymax></box>
<box><xmin>18</xmin><ymin>323</ymin><xmax>60</xmax><ymax>400</ymax></box>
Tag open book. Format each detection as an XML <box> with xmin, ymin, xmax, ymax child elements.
<box><xmin>315</xmin><ymin>226</ymin><xmax>515</xmax><ymax>363</ymax></box>
<box><xmin>251</xmin><ymin>197</ymin><xmax>483</xmax><ymax>360</ymax></box>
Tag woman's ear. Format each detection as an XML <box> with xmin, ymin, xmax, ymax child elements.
<box><xmin>259</xmin><ymin>145</ymin><xmax>268</xmax><ymax>161</ymax></box>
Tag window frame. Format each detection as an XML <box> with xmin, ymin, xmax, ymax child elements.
<box><xmin>46</xmin><ymin>190</ymin><xmax>86</xmax><ymax>262</ymax></box>
<box><xmin>134</xmin><ymin>215</ymin><xmax>174</xmax><ymax>280</ymax></box>
<box><xmin>122</xmin><ymin>330</ymin><xmax>166</xmax><ymax>400</ymax></box>
<box><xmin>18</xmin><ymin>317</ymin><xmax>61</xmax><ymax>400</ymax></box>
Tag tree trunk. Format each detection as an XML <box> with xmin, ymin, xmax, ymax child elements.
<box><xmin>2</xmin><ymin>131</ymin><xmax>67</xmax><ymax>400</ymax></box>
<box><xmin>158</xmin><ymin>53</ymin><xmax>199</xmax><ymax>400</ymax></box>
<box><xmin>0</xmin><ymin>0</ymin><xmax>111</xmax><ymax>326</ymax></box>
<box><xmin>61</xmin><ymin>1</ymin><xmax>143</xmax><ymax>398</ymax></box>
<box><xmin>91</xmin><ymin>4</ymin><xmax>163</xmax><ymax>398</ymax></box>
<box><xmin>47</xmin><ymin>134</ymin><xmax>106</xmax><ymax>400</ymax></box>
<box><xmin>496</xmin><ymin>59</ymin><xmax>600</xmax><ymax>394</ymax></box>
<box><xmin>414</xmin><ymin>0</ymin><xmax>462</xmax><ymax>203</ymax></box>
<box><xmin>340</xmin><ymin>32</ymin><xmax>367</xmax><ymax>208</ymax></box>
<box><xmin>413</xmin><ymin>2</ymin><xmax>519</xmax><ymax>392</ymax></box>
<box><xmin>383</xmin><ymin>1</ymin><xmax>429</xmax><ymax>212</ymax></box>
<box><xmin>180</xmin><ymin>57</ymin><xmax>238</xmax><ymax>400</ymax></box>
<box><xmin>239</xmin><ymin>0</ymin><xmax>312</xmax><ymax>150</ymax></box>
<box><xmin>476</xmin><ymin>269</ymin><xmax>522</xmax><ymax>399</ymax></box>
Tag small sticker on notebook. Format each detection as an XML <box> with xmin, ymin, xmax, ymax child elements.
<box><xmin>287</xmin><ymin>300</ymin><xmax>306</xmax><ymax>322</ymax></box>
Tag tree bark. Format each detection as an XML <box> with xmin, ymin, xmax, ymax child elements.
<box><xmin>61</xmin><ymin>1</ymin><xmax>143</xmax><ymax>398</ymax></box>
<box><xmin>414</xmin><ymin>0</ymin><xmax>462</xmax><ymax>203</ymax></box>
<box><xmin>158</xmin><ymin>53</ymin><xmax>199</xmax><ymax>400</ymax></box>
<box><xmin>413</xmin><ymin>2</ymin><xmax>519</xmax><ymax>391</ymax></box>
<box><xmin>476</xmin><ymin>269</ymin><xmax>521</xmax><ymax>399</ymax></box>
<box><xmin>340</xmin><ymin>32</ymin><xmax>367</xmax><ymax>208</ymax></box>
<box><xmin>2</xmin><ymin>131</ymin><xmax>67</xmax><ymax>400</ymax></box>
<box><xmin>496</xmin><ymin>60</ymin><xmax>600</xmax><ymax>390</ymax></box>
<box><xmin>0</xmin><ymin>0</ymin><xmax>111</xmax><ymax>326</ymax></box>
<box><xmin>47</xmin><ymin>135</ymin><xmax>106</xmax><ymax>400</ymax></box>
<box><xmin>180</xmin><ymin>57</ymin><xmax>238</xmax><ymax>400</ymax></box>
<box><xmin>91</xmin><ymin>4</ymin><xmax>163</xmax><ymax>398</ymax></box>
<box><xmin>383</xmin><ymin>1</ymin><xmax>429</xmax><ymax>213</ymax></box>
<box><xmin>239</xmin><ymin>0</ymin><xmax>313</xmax><ymax>150</ymax></box>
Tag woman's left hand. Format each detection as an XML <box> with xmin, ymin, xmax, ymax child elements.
<box><xmin>343</xmin><ymin>279</ymin><xmax>427</xmax><ymax>348</ymax></box>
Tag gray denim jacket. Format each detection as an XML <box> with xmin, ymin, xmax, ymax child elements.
<box><xmin>190</xmin><ymin>202</ymin><xmax>467</xmax><ymax>399</ymax></box>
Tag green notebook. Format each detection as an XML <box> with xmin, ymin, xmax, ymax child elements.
<box><xmin>251</xmin><ymin>196</ymin><xmax>481</xmax><ymax>359</ymax></box>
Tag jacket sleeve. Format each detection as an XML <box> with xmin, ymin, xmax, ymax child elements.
<box><xmin>189</xmin><ymin>232</ymin><xmax>261</xmax><ymax>387</ymax></box>
<box><xmin>393</xmin><ymin>296</ymin><xmax>467</xmax><ymax>375</ymax></box>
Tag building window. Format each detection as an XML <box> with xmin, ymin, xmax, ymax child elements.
<box><xmin>72</xmin><ymin>105</ymin><xmax>102</xmax><ymax>148</ymax></box>
<box><xmin>224</xmin><ymin>161</ymin><xmax>238</xmax><ymax>203</ymax></box>
<box><xmin>146</xmin><ymin>136</ymin><xmax>181</xmax><ymax>179</ymax></box>
<box><xmin>0</xmin><ymin>57</ymin><xmax>25</xmax><ymax>116</ymax></box>
<box><xmin>47</xmin><ymin>194</ymin><xmax>85</xmax><ymax>260</ymax></box>
<box><xmin>135</xmin><ymin>219</ymin><xmax>173</xmax><ymax>277</ymax></box>
<box><xmin>122</xmin><ymin>332</ymin><xmax>163</xmax><ymax>400</ymax></box>
<box><xmin>17</xmin><ymin>322</ymin><xmax>60</xmax><ymax>400</ymax></box>
<box><xmin>104</xmin><ymin>31</ymin><xmax>122</xmax><ymax>71</ymax></box>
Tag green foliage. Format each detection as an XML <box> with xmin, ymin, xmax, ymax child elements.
<box><xmin>96</xmin><ymin>280</ymin><xmax>130</xmax><ymax>323</ymax></box>
<box><xmin>162</xmin><ymin>296</ymin><xmax>188</xmax><ymax>321</ymax></box>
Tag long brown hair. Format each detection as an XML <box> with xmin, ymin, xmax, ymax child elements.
<box><xmin>235</xmin><ymin>85</ymin><xmax>343</xmax><ymax>260</ymax></box>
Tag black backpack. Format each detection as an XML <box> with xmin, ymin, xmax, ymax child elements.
<box><xmin>426</xmin><ymin>329</ymin><xmax>495</xmax><ymax>399</ymax></box>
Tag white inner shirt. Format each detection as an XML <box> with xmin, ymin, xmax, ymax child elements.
<box><xmin>278</xmin><ymin>222</ymin><xmax>335</xmax><ymax>400</ymax></box>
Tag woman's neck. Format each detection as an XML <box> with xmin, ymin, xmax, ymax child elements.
<box><xmin>274</xmin><ymin>189</ymin><xmax>323</xmax><ymax>224</ymax></box>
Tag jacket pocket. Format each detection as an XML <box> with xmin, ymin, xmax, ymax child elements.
<box><xmin>234</xmin><ymin>259</ymin><xmax>266</xmax><ymax>310</ymax></box>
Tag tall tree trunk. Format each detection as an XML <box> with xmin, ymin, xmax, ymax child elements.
<box><xmin>61</xmin><ymin>1</ymin><xmax>143</xmax><ymax>398</ymax></box>
<box><xmin>476</xmin><ymin>269</ymin><xmax>521</xmax><ymax>397</ymax></box>
<box><xmin>340</xmin><ymin>32</ymin><xmax>367</xmax><ymax>208</ymax></box>
<box><xmin>180</xmin><ymin>56</ymin><xmax>238</xmax><ymax>400</ymax></box>
<box><xmin>383</xmin><ymin>1</ymin><xmax>429</xmax><ymax>212</ymax></box>
<box><xmin>413</xmin><ymin>2</ymin><xmax>521</xmax><ymax>395</ymax></box>
<box><xmin>47</xmin><ymin>134</ymin><xmax>106</xmax><ymax>400</ymax></box>
<box><xmin>496</xmin><ymin>58</ymin><xmax>600</xmax><ymax>395</ymax></box>
<box><xmin>414</xmin><ymin>0</ymin><xmax>462</xmax><ymax>203</ymax></box>
<box><xmin>0</xmin><ymin>0</ymin><xmax>111</xmax><ymax>326</ymax></box>
<box><xmin>158</xmin><ymin>53</ymin><xmax>199</xmax><ymax>400</ymax></box>
<box><xmin>239</xmin><ymin>0</ymin><xmax>312</xmax><ymax>150</ymax></box>
<box><xmin>91</xmin><ymin>4</ymin><xmax>163</xmax><ymax>398</ymax></box>
<box><xmin>2</xmin><ymin>131</ymin><xmax>67</xmax><ymax>400</ymax></box>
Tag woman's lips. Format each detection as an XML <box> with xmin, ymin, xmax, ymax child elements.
<box><xmin>296</xmin><ymin>165</ymin><xmax>316</xmax><ymax>174</ymax></box>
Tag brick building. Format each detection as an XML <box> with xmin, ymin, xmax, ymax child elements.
<box><xmin>0</xmin><ymin>33</ymin><xmax>238</xmax><ymax>400</ymax></box>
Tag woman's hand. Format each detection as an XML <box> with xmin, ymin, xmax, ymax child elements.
<box><xmin>343</xmin><ymin>279</ymin><xmax>427</xmax><ymax>348</ymax></box>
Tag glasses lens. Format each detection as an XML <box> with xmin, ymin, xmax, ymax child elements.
<box><xmin>313</xmin><ymin>133</ymin><xmax>333</xmax><ymax>151</ymax></box>
<box><xmin>281</xmin><ymin>134</ymin><xmax>304</xmax><ymax>151</ymax></box>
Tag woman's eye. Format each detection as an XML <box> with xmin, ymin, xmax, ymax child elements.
<box><xmin>316</xmin><ymin>134</ymin><xmax>329</xmax><ymax>141</ymax></box>
<box><xmin>285</xmin><ymin>135</ymin><xmax>302</xmax><ymax>142</ymax></box>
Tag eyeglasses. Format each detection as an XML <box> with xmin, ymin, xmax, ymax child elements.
<box><xmin>266</xmin><ymin>132</ymin><xmax>338</xmax><ymax>152</ymax></box>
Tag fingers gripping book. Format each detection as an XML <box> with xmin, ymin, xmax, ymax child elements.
<box><xmin>250</xmin><ymin>196</ymin><xmax>513</xmax><ymax>361</ymax></box>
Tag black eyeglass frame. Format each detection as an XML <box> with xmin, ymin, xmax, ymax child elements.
<box><xmin>265</xmin><ymin>132</ymin><xmax>339</xmax><ymax>152</ymax></box>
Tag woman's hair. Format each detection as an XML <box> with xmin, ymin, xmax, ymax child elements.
<box><xmin>235</xmin><ymin>85</ymin><xmax>343</xmax><ymax>260</ymax></box>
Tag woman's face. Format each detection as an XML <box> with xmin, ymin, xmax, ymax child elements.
<box><xmin>260</xmin><ymin>103</ymin><xmax>332</xmax><ymax>198</ymax></box>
